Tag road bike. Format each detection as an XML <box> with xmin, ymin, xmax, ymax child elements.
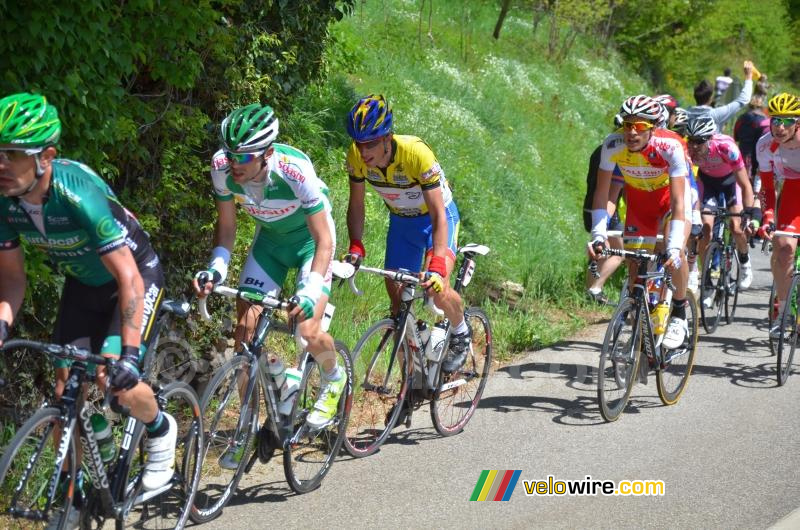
<box><xmin>699</xmin><ymin>205</ymin><xmax>744</xmax><ymax>334</ymax></box>
<box><xmin>191</xmin><ymin>283</ymin><xmax>352</xmax><ymax>522</ymax></box>
<box><xmin>0</xmin><ymin>299</ymin><xmax>203</xmax><ymax>529</ymax></box>
<box><xmin>343</xmin><ymin>243</ymin><xmax>492</xmax><ymax>458</ymax></box>
<box><xmin>596</xmin><ymin>247</ymin><xmax>698</xmax><ymax>422</ymax></box>
<box><xmin>767</xmin><ymin>231</ymin><xmax>800</xmax><ymax>386</ymax></box>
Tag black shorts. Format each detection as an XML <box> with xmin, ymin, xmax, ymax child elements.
<box><xmin>699</xmin><ymin>171</ymin><xmax>738</xmax><ymax>208</ymax></box>
<box><xmin>52</xmin><ymin>259</ymin><xmax>164</xmax><ymax>369</ymax></box>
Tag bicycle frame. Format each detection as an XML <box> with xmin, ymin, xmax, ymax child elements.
<box><xmin>199</xmin><ymin>286</ymin><xmax>311</xmax><ymax>458</ymax></box>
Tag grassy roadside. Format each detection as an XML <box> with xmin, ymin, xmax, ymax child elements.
<box><xmin>277</xmin><ymin>0</ymin><xmax>647</xmax><ymax>360</ymax></box>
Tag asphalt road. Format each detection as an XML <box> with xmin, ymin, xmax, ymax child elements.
<box><xmin>200</xmin><ymin>248</ymin><xmax>800</xmax><ymax>529</ymax></box>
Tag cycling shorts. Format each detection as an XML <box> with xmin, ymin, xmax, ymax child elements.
<box><xmin>239</xmin><ymin>211</ymin><xmax>335</xmax><ymax>298</ymax></box>
<box><xmin>777</xmin><ymin>179</ymin><xmax>800</xmax><ymax>234</ymax></box>
<box><xmin>52</xmin><ymin>260</ymin><xmax>165</xmax><ymax>372</ymax></box>
<box><xmin>699</xmin><ymin>171</ymin><xmax>738</xmax><ymax>208</ymax></box>
<box><xmin>623</xmin><ymin>183</ymin><xmax>692</xmax><ymax>251</ymax></box>
<box><xmin>385</xmin><ymin>201</ymin><xmax>459</xmax><ymax>272</ymax></box>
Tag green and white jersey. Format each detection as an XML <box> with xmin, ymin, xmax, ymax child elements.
<box><xmin>210</xmin><ymin>143</ymin><xmax>331</xmax><ymax>244</ymax></box>
<box><xmin>0</xmin><ymin>159</ymin><xmax>157</xmax><ymax>286</ymax></box>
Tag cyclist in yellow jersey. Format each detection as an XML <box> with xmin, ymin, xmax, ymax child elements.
<box><xmin>589</xmin><ymin>95</ymin><xmax>692</xmax><ymax>350</ymax></box>
<box><xmin>343</xmin><ymin>94</ymin><xmax>470</xmax><ymax>374</ymax></box>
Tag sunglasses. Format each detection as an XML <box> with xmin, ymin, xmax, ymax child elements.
<box><xmin>0</xmin><ymin>147</ymin><xmax>43</xmax><ymax>163</ymax></box>
<box><xmin>225</xmin><ymin>150</ymin><xmax>265</xmax><ymax>164</ymax></box>
<box><xmin>771</xmin><ymin>117</ymin><xmax>798</xmax><ymax>128</ymax></box>
<box><xmin>687</xmin><ymin>137</ymin><xmax>709</xmax><ymax>145</ymax></box>
<box><xmin>621</xmin><ymin>121</ymin><xmax>654</xmax><ymax>132</ymax></box>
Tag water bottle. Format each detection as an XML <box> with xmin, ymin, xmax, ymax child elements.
<box><xmin>90</xmin><ymin>413</ymin><xmax>116</xmax><ymax>464</ymax></box>
<box><xmin>417</xmin><ymin>320</ymin><xmax>431</xmax><ymax>357</ymax></box>
<box><xmin>266</xmin><ymin>356</ymin><xmax>287</xmax><ymax>396</ymax></box>
<box><xmin>428</xmin><ymin>322</ymin><xmax>448</xmax><ymax>361</ymax></box>
<box><xmin>278</xmin><ymin>368</ymin><xmax>303</xmax><ymax>416</ymax></box>
<box><xmin>647</xmin><ymin>270</ymin><xmax>663</xmax><ymax>307</ymax></box>
<box><xmin>651</xmin><ymin>301</ymin><xmax>670</xmax><ymax>335</ymax></box>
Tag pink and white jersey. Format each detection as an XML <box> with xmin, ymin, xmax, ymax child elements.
<box><xmin>695</xmin><ymin>133</ymin><xmax>744</xmax><ymax>177</ymax></box>
<box><xmin>756</xmin><ymin>132</ymin><xmax>800</xmax><ymax>181</ymax></box>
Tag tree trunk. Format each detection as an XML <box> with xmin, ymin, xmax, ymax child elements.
<box><xmin>493</xmin><ymin>0</ymin><xmax>512</xmax><ymax>39</ymax></box>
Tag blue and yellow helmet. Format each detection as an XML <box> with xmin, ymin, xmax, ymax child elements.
<box><xmin>347</xmin><ymin>94</ymin><xmax>393</xmax><ymax>142</ymax></box>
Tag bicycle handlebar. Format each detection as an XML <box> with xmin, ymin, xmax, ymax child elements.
<box><xmin>344</xmin><ymin>263</ymin><xmax>445</xmax><ymax>316</ymax></box>
<box><xmin>198</xmin><ymin>285</ymin><xmax>293</xmax><ymax>322</ymax></box>
<box><xmin>1</xmin><ymin>339</ymin><xmax>107</xmax><ymax>365</ymax></box>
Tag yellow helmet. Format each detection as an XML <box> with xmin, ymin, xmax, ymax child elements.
<box><xmin>768</xmin><ymin>92</ymin><xmax>800</xmax><ymax>116</ymax></box>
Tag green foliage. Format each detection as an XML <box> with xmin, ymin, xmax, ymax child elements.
<box><xmin>0</xmin><ymin>0</ymin><xmax>354</xmax><ymax>418</ymax></box>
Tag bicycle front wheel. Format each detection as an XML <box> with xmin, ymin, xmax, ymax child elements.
<box><xmin>597</xmin><ymin>297</ymin><xmax>641</xmax><ymax>422</ymax></box>
<box><xmin>777</xmin><ymin>275</ymin><xmax>800</xmax><ymax>386</ymax></box>
<box><xmin>724</xmin><ymin>246</ymin><xmax>740</xmax><ymax>324</ymax></box>
<box><xmin>192</xmin><ymin>355</ymin><xmax>258</xmax><ymax>523</ymax></box>
<box><xmin>0</xmin><ymin>407</ymin><xmax>76</xmax><ymax>530</ymax></box>
<box><xmin>657</xmin><ymin>291</ymin><xmax>699</xmax><ymax>404</ymax></box>
<box><xmin>769</xmin><ymin>281</ymin><xmax>779</xmax><ymax>356</ymax></box>
<box><xmin>431</xmin><ymin>307</ymin><xmax>493</xmax><ymax>436</ymax></box>
<box><xmin>118</xmin><ymin>382</ymin><xmax>203</xmax><ymax>530</ymax></box>
<box><xmin>283</xmin><ymin>341</ymin><xmax>353</xmax><ymax>494</ymax></box>
<box><xmin>343</xmin><ymin>319</ymin><xmax>410</xmax><ymax>458</ymax></box>
<box><xmin>700</xmin><ymin>241</ymin><xmax>723</xmax><ymax>334</ymax></box>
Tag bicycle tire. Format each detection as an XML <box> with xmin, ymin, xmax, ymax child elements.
<box><xmin>724</xmin><ymin>245</ymin><xmax>740</xmax><ymax>324</ymax></box>
<box><xmin>117</xmin><ymin>381</ymin><xmax>202</xmax><ymax>530</ymax></box>
<box><xmin>0</xmin><ymin>407</ymin><xmax>76</xmax><ymax>530</ymax></box>
<box><xmin>700</xmin><ymin>241</ymin><xmax>723</xmax><ymax>334</ymax></box>
<box><xmin>657</xmin><ymin>291</ymin><xmax>699</xmax><ymax>404</ymax></box>
<box><xmin>769</xmin><ymin>281</ymin><xmax>779</xmax><ymax>356</ymax></box>
<box><xmin>283</xmin><ymin>341</ymin><xmax>353</xmax><ymax>494</ymax></box>
<box><xmin>343</xmin><ymin>318</ymin><xmax>410</xmax><ymax>458</ymax></box>
<box><xmin>430</xmin><ymin>307</ymin><xmax>493</xmax><ymax>436</ymax></box>
<box><xmin>597</xmin><ymin>297</ymin><xmax>641</xmax><ymax>422</ymax></box>
<box><xmin>777</xmin><ymin>275</ymin><xmax>800</xmax><ymax>386</ymax></box>
<box><xmin>191</xmin><ymin>355</ymin><xmax>258</xmax><ymax>523</ymax></box>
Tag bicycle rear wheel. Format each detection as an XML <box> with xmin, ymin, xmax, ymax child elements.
<box><xmin>0</xmin><ymin>407</ymin><xmax>76</xmax><ymax>530</ymax></box>
<box><xmin>700</xmin><ymin>241</ymin><xmax>723</xmax><ymax>334</ymax></box>
<box><xmin>431</xmin><ymin>307</ymin><xmax>493</xmax><ymax>436</ymax></box>
<box><xmin>343</xmin><ymin>319</ymin><xmax>410</xmax><ymax>458</ymax></box>
<box><xmin>192</xmin><ymin>355</ymin><xmax>257</xmax><ymax>523</ymax></box>
<box><xmin>777</xmin><ymin>275</ymin><xmax>800</xmax><ymax>386</ymax></box>
<box><xmin>597</xmin><ymin>297</ymin><xmax>641</xmax><ymax>422</ymax></box>
<box><xmin>283</xmin><ymin>341</ymin><xmax>352</xmax><ymax>494</ymax></box>
<box><xmin>657</xmin><ymin>291</ymin><xmax>699</xmax><ymax>404</ymax></box>
<box><xmin>724</xmin><ymin>246</ymin><xmax>740</xmax><ymax>324</ymax></box>
<box><xmin>118</xmin><ymin>382</ymin><xmax>202</xmax><ymax>530</ymax></box>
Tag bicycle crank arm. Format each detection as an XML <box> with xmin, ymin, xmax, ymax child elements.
<box><xmin>438</xmin><ymin>378</ymin><xmax>467</xmax><ymax>392</ymax></box>
<box><xmin>132</xmin><ymin>480</ymin><xmax>173</xmax><ymax>504</ymax></box>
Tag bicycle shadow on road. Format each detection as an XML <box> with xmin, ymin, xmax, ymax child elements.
<box><xmin>698</xmin><ymin>333</ymin><xmax>771</xmax><ymax>359</ymax></box>
<box><xmin>688</xmin><ymin>361</ymin><xmax>777</xmax><ymax>389</ymax></box>
<box><xmin>223</xmin><ymin>478</ymin><xmax>295</xmax><ymax>506</ymax></box>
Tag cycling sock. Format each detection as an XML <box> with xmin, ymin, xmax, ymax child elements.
<box><xmin>671</xmin><ymin>298</ymin><xmax>687</xmax><ymax>320</ymax></box>
<box><xmin>324</xmin><ymin>364</ymin><xmax>343</xmax><ymax>382</ymax></box>
<box><xmin>452</xmin><ymin>320</ymin><xmax>469</xmax><ymax>335</ymax></box>
<box><xmin>145</xmin><ymin>410</ymin><xmax>168</xmax><ymax>437</ymax></box>
<box><xmin>588</xmin><ymin>286</ymin><xmax>602</xmax><ymax>295</ymax></box>
<box><xmin>738</xmin><ymin>251</ymin><xmax>750</xmax><ymax>264</ymax></box>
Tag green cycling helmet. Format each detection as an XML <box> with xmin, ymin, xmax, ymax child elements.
<box><xmin>220</xmin><ymin>103</ymin><xmax>279</xmax><ymax>152</ymax></box>
<box><xmin>0</xmin><ymin>92</ymin><xmax>61</xmax><ymax>148</ymax></box>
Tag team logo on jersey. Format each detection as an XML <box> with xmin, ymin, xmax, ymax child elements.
<box><xmin>279</xmin><ymin>159</ymin><xmax>306</xmax><ymax>183</ymax></box>
<box><xmin>392</xmin><ymin>173</ymin><xmax>409</xmax><ymax>184</ymax></box>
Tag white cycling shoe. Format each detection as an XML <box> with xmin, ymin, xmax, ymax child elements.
<box><xmin>142</xmin><ymin>413</ymin><xmax>177</xmax><ymax>491</ymax></box>
<box><xmin>662</xmin><ymin>317</ymin><xmax>688</xmax><ymax>350</ymax></box>
<box><xmin>739</xmin><ymin>261</ymin><xmax>753</xmax><ymax>290</ymax></box>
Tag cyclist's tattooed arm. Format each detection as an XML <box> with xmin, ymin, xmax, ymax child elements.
<box><xmin>101</xmin><ymin>246</ymin><xmax>145</xmax><ymax>351</ymax></box>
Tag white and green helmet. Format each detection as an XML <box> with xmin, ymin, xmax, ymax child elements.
<box><xmin>220</xmin><ymin>103</ymin><xmax>279</xmax><ymax>152</ymax></box>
